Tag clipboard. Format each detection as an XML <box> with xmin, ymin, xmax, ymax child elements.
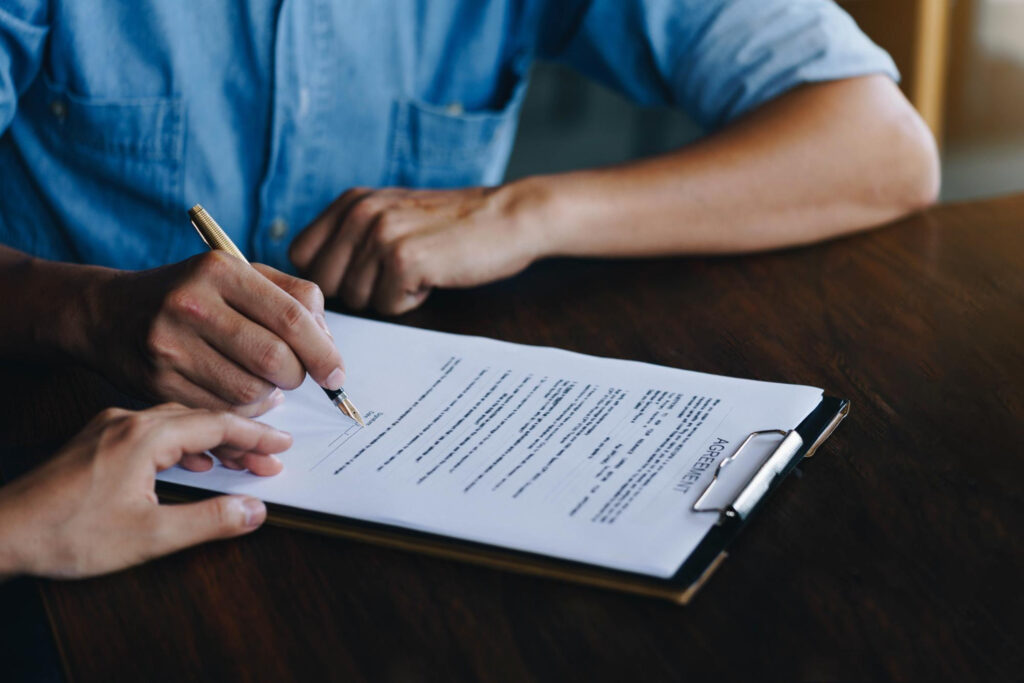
<box><xmin>158</xmin><ymin>396</ymin><xmax>849</xmax><ymax>604</ymax></box>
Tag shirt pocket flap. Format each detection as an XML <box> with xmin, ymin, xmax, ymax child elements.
<box><xmin>395</xmin><ymin>98</ymin><xmax>516</xmax><ymax>165</ymax></box>
<box><xmin>30</xmin><ymin>74</ymin><xmax>183</xmax><ymax>161</ymax></box>
<box><xmin>14</xmin><ymin>74</ymin><xmax>187</xmax><ymax>267</ymax></box>
<box><xmin>386</xmin><ymin>78</ymin><xmax>528</xmax><ymax>188</ymax></box>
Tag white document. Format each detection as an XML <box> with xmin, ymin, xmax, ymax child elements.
<box><xmin>158</xmin><ymin>313</ymin><xmax>823</xmax><ymax>578</ymax></box>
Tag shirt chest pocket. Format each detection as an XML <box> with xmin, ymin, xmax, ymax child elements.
<box><xmin>384</xmin><ymin>81</ymin><xmax>527</xmax><ymax>189</ymax></box>
<box><xmin>22</xmin><ymin>75</ymin><xmax>187</xmax><ymax>266</ymax></box>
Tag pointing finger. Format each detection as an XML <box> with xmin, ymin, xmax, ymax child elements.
<box><xmin>146</xmin><ymin>411</ymin><xmax>292</xmax><ymax>471</ymax></box>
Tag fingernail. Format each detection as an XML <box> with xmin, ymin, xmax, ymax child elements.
<box><xmin>324</xmin><ymin>367</ymin><xmax>345</xmax><ymax>391</ymax></box>
<box><xmin>270</xmin><ymin>388</ymin><xmax>285</xmax><ymax>406</ymax></box>
<box><xmin>315</xmin><ymin>313</ymin><xmax>333</xmax><ymax>339</ymax></box>
<box><xmin>241</xmin><ymin>498</ymin><xmax>266</xmax><ymax>528</ymax></box>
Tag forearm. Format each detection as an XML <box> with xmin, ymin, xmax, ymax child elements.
<box><xmin>521</xmin><ymin>75</ymin><xmax>939</xmax><ymax>258</ymax></box>
<box><xmin>0</xmin><ymin>483</ymin><xmax>34</xmax><ymax>581</ymax></box>
<box><xmin>0</xmin><ymin>531</ymin><xmax>23</xmax><ymax>581</ymax></box>
<box><xmin>0</xmin><ymin>528</ymin><xmax>22</xmax><ymax>581</ymax></box>
<box><xmin>0</xmin><ymin>245</ymin><xmax>117</xmax><ymax>361</ymax></box>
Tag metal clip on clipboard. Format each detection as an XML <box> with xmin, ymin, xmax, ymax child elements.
<box><xmin>692</xmin><ymin>429</ymin><xmax>804</xmax><ymax>524</ymax></box>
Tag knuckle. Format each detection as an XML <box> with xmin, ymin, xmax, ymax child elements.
<box><xmin>153</xmin><ymin>401</ymin><xmax>187</xmax><ymax>412</ymax></box>
<box><xmin>310</xmin><ymin>344</ymin><xmax>341</xmax><ymax>374</ymax></box>
<box><xmin>229</xmin><ymin>401</ymin><xmax>265</xmax><ymax>418</ymax></box>
<box><xmin>205</xmin><ymin>411</ymin><xmax>232</xmax><ymax>434</ymax></box>
<box><xmin>278</xmin><ymin>300</ymin><xmax>306</xmax><ymax>332</ymax></box>
<box><xmin>214</xmin><ymin>497</ymin><xmax>240</xmax><ymax>529</ymax></box>
<box><xmin>278</xmin><ymin>370</ymin><xmax>304</xmax><ymax>391</ymax></box>
<box><xmin>340</xmin><ymin>187</ymin><xmax>369</xmax><ymax>203</ymax></box>
<box><xmin>164</xmin><ymin>288</ymin><xmax>209</xmax><ymax>323</ymax></box>
<box><xmin>369</xmin><ymin>215</ymin><xmax>399</xmax><ymax>245</ymax></box>
<box><xmin>294</xmin><ymin>279</ymin><xmax>324</xmax><ymax>310</ymax></box>
<box><xmin>255</xmin><ymin>340</ymin><xmax>289</xmax><ymax>378</ymax></box>
<box><xmin>120</xmin><ymin>412</ymin><xmax>152</xmax><ymax>440</ymax></box>
<box><xmin>186</xmin><ymin>408</ymin><xmax>220</xmax><ymax>425</ymax></box>
<box><xmin>96</xmin><ymin>406</ymin><xmax>128</xmax><ymax>424</ymax></box>
<box><xmin>387</xmin><ymin>239</ymin><xmax>419</xmax><ymax>275</ymax></box>
<box><xmin>234</xmin><ymin>379</ymin><xmax>269</xmax><ymax>406</ymax></box>
<box><xmin>194</xmin><ymin>250</ymin><xmax>234</xmax><ymax>278</ymax></box>
<box><xmin>347</xmin><ymin>199</ymin><xmax>380</xmax><ymax>224</ymax></box>
<box><xmin>221</xmin><ymin>310</ymin><xmax>246</xmax><ymax>338</ymax></box>
<box><xmin>145</xmin><ymin>326</ymin><xmax>177</xmax><ymax>362</ymax></box>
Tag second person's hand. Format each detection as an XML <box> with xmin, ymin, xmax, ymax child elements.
<box><xmin>0</xmin><ymin>404</ymin><xmax>291</xmax><ymax>580</ymax></box>
<box><xmin>289</xmin><ymin>182</ymin><xmax>551</xmax><ymax>315</ymax></box>
<box><xmin>79</xmin><ymin>253</ymin><xmax>345</xmax><ymax>417</ymax></box>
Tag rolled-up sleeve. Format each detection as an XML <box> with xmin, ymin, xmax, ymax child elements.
<box><xmin>0</xmin><ymin>0</ymin><xmax>49</xmax><ymax>134</ymax></box>
<box><xmin>540</xmin><ymin>0</ymin><xmax>899</xmax><ymax>129</ymax></box>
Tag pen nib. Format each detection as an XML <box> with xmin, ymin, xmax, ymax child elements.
<box><xmin>324</xmin><ymin>386</ymin><xmax>366</xmax><ymax>427</ymax></box>
<box><xmin>344</xmin><ymin>398</ymin><xmax>366</xmax><ymax>427</ymax></box>
<box><xmin>333</xmin><ymin>395</ymin><xmax>366</xmax><ymax>427</ymax></box>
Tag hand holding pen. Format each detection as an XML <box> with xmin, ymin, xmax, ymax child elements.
<box><xmin>189</xmin><ymin>205</ymin><xmax>364</xmax><ymax>424</ymax></box>
<box><xmin>77</xmin><ymin>207</ymin><xmax>351</xmax><ymax>422</ymax></box>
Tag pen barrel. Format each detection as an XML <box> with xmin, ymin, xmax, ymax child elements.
<box><xmin>188</xmin><ymin>205</ymin><xmax>248</xmax><ymax>263</ymax></box>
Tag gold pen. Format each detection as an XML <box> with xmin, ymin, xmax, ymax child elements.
<box><xmin>188</xmin><ymin>204</ymin><xmax>365</xmax><ymax>426</ymax></box>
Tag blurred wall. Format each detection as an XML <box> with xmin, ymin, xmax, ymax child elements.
<box><xmin>505</xmin><ymin>63</ymin><xmax>700</xmax><ymax>182</ymax></box>
<box><xmin>507</xmin><ymin>0</ymin><xmax>1024</xmax><ymax>203</ymax></box>
<box><xmin>942</xmin><ymin>0</ymin><xmax>1024</xmax><ymax>199</ymax></box>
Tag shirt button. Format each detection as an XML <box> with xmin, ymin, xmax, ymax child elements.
<box><xmin>268</xmin><ymin>218</ymin><xmax>289</xmax><ymax>241</ymax></box>
<box><xmin>49</xmin><ymin>99</ymin><xmax>68</xmax><ymax>119</ymax></box>
<box><xmin>444</xmin><ymin>101</ymin><xmax>464</xmax><ymax>116</ymax></box>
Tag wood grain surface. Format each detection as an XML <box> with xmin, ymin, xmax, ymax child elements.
<box><xmin>1</xmin><ymin>194</ymin><xmax>1022</xmax><ymax>681</ymax></box>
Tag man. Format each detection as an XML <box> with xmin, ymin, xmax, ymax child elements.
<box><xmin>0</xmin><ymin>1</ymin><xmax>939</xmax><ymax>415</ymax></box>
<box><xmin>0</xmin><ymin>1</ymin><xmax>940</xmax><ymax>576</ymax></box>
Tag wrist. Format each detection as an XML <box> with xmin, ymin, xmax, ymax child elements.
<box><xmin>0</xmin><ymin>490</ymin><xmax>32</xmax><ymax>580</ymax></box>
<box><xmin>494</xmin><ymin>175</ymin><xmax>568</xmax><ymax>263</ymax></box>
<box><xmin>498</xmin><ymin>172</ymin><xmax>607</xmax><ymax>260</ymax></box>
<box><xmin>26</xmin><ymin>258</ymin><xmax>120</xmax><ymax>365</ymax></box>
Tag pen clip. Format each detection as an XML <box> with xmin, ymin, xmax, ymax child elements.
<box><xmin>189</xmin><ymin>217</ymin><xmax>214</xmax><ymax>250</ymax></box>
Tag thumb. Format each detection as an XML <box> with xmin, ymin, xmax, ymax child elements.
<box><xmin>150</xmin><ymin>495</ymin><xmax>267</xmax><ymax>557</ymax></box>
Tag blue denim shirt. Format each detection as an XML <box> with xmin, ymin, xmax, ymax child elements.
<box><xmin>0</xmin><ymin>0</ymin><xmax>896</xmax><ymax>272</ymax></box>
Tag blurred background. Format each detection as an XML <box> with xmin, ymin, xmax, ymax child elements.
<box><xmin>507</xmin><ymin>0</ymin><xmax>1024</xmax><ymax>203</ymax></box>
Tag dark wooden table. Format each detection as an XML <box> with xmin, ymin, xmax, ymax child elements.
<box><xmin>2</xmin><ymin>194</ymin><xmax>1022</xmax><ymax>681</ymax></box>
